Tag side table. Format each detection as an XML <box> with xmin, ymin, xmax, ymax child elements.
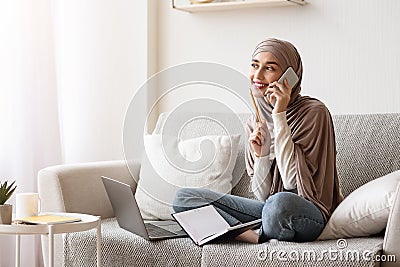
<box><xmin>0</xmin><ymin>212</ymin><xmax>101</xmax><ymax>267</ymax></box>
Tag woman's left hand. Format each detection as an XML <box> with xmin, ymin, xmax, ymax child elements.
<box><xmin>264</xmin><ymin>79</ymin><xmax>291</xmax><ymax>114</ymax></box>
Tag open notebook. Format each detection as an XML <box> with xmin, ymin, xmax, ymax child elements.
<box><xmin>172</xmin><ymin>205</ymin><xmax>261</xmax><ymax>246</ymax></box>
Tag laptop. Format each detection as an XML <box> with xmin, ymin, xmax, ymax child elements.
<box><xmin>101</xmin><ymin>176</ymin><xmax>187</xmax><ymax>240</ymax></box>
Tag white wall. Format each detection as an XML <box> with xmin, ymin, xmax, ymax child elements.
<box><xmin>53</xmin><ymin>0</ymin><xmax>400</xmax><ymax>164</ymax></box>
<box><xmin>54</xmin><ymin>0</ymin><xmax>155</xmax><ymax>163</ymax></box>
<box><xmin>157</xmin><ymin>0</ymin><xmax>400</xmax><ymax>115</ymax></box>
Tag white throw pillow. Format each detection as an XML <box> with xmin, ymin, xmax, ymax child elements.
<box><xmin>318</xmin><ymin>170</ymin><xmax>400</xmax><ymax>240</ymax></box>
<box><xmin>135</xmin><ymin>134</ymin><xmax>240</xmax><ymax>220</ymax></box>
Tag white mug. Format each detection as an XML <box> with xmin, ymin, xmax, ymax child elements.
<box><xmin>16</xmin><ymin>193</ymin><xmax>41</xmax><ymax>219</ymax></box>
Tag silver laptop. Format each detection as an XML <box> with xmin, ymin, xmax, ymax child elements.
<box><xmin>101</xmin><ymin>176</ymin><xmax>187</xmax><ymax>240</ymax></box>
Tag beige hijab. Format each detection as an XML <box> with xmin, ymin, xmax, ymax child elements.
<box><xmin>246</xmin><ymin>38</ymin><xmax>342</xmax><ymax>221</ymax></box>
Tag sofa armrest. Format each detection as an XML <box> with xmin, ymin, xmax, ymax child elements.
<box><xmin>382</xmin><ymin>183</ymin><xmax>400</xmax><ymax>267</ymax></box>
<box><xmin>38</xmin><ymin>160</ymin><xmax>140</xmax><ymax>219</ymax></box>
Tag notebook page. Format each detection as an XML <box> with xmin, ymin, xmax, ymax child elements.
<box><xmin>173</xmin><ymin>205</ymin><xmax>229</xmax><ymax>242</ymax></box>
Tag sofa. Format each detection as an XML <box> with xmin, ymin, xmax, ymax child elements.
<box><xmin>38</xmin><ymin>112</ymin><xmax>400</xmax><ymax>267</ymax></box>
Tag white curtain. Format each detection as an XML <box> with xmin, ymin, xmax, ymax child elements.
<box><xmin>0</xmin><ymin>0</ymin><xmax>149</xmax><ymax>265</ymax></box>
<box><xmin>0</xmin><ymin>0</ymin><xmax>62</xmax><ymax>266</ymax></box>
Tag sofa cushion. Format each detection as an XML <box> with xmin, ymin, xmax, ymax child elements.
<box><xmin>135</xmin><ymin>134</ymin><xmax>240</xmax><ymax>220</ymax></box>
<box><xmin>318</xmin><ymin>170</ymin><xmax>400</xmax><ymax>240</ymax></box>
<box><xmin>64</xmin><ymin>218</ymin><xmax>203</xmax><ymax>267</ymax></box>
<box><xmin>64</xmin><ymin>218</ymin><xmax>383</xmax><ymax>267</ymax></box>
<box><xmin>332</xmin><ymin>113</ymin><xmax>400</xmax><ymax>197</ymax></box>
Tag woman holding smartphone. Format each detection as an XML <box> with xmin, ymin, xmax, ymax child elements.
<box><xmin>173</xmin><ymin>38</ymin><xmax>343</xmax><ymax>243</ymax></box>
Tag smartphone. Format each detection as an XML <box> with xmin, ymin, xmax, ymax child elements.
<box><xmin>278</xmin><ymin>67</ymin><xmax>299</xmax><ymax>89</ymax></box>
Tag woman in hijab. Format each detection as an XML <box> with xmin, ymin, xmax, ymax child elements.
<box><xmin>173</xmin><ymin>38</ymin><xmax>342</xmax><ymax>243</ymax></box>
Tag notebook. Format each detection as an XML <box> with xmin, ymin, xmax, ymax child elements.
<box><xmin>172</xmin><ymin>205</ymin><xmax>261</xmax><ymax>246</ymax></box>
<box><xmin>16</xmin><ymin>214</ymin><xmax>81</xmax><ymax>225</ymax></box>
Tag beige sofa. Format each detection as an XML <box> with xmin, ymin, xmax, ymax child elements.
<box><xmin>38</xmin><ymin>113</ymin><xmax>400</xmax><ymax>267</ymax></box>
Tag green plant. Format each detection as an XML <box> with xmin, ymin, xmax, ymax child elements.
<box><xmin>0</xmin><ymin>181</ymin><xmax>17</xmax><ymax>205</ymax></box>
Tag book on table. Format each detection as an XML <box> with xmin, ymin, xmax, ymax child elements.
<box><xmin>172</xmin><ymin>205</ymin><xmax>261</xmax><ymax>246</ymax></box>
<box><xmin>16</xmin><ymin>214</ymin><xmax>82</xmax><ymax>225</ymax></box>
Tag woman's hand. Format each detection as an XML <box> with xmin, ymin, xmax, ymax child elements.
<box><xmin>264</xmin><ymin>79</ymin><xmax>292</xmax><ymax>114</ymax></box>
<box><xmin>248</xmin><ymin>120</ymin><xmax>271</xmax><ymax>157</ymax></box>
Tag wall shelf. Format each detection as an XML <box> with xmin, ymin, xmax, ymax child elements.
<box><xmin>172</xmin><ymin>0</ymin><xmax>307</xmax><ymax>13</ymax></box>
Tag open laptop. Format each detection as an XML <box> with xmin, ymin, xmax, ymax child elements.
<box><xmin>101</xmin><ymin>176</ymin><xmax>187</xmax><ymax>240</ymax></box>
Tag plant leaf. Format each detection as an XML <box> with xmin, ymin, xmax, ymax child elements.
<box><xmin>6</xmin><ymin>181</ymin><xmax>15</xmax><ymax>192</ymax></box>
<box><xmin>0</xmin><ymin>180</ymin><xmax>16</xmax><ymax>205</ymax></box>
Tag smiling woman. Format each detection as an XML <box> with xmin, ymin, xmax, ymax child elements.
<box><xmin>173</xmin><ymin>38</ymin><xmax>343</xmax><ymax>244</ymax></box>
<box><xmin>244</xmin><ymin>38</ymin><xmax>342</xmax><ymax>242</ymax></box>
<box><xmin>250</xmin><ymin>55</ymin><xmax>283</xmax><ymax>98</ymax></box>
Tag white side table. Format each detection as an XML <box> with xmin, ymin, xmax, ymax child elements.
<box><xmin>0</xmin><ymin>212</ymin><xmax>101</xmax><ymax>267</ymax></box>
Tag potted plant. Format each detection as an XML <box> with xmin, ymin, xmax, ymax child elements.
<box><xmin>0</xmin><ymin>180</ymin><xmax>17</xmax><ymax>224</ymax></box>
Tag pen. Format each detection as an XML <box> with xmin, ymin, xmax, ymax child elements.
<box><xmin>250</xmin><ymin>89</ymin><xmax>262</xmax><ymax>123</ymax></box>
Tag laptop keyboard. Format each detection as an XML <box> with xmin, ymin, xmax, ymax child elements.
<box><xmin>145</xmin><ymin>223</ymin><xmax>177</xmax><ymax>237</ymax></box>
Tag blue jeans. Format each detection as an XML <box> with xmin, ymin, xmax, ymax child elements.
<box><xmin>172</xmin><ymin>188</ymin><xmax>325</xmax><ymax>243</ymax></box>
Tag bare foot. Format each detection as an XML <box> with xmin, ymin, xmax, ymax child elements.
<box><xmin>235</xmin><ymin>229</ymin><xmax>259</xmax><ymax>244</ymax></box>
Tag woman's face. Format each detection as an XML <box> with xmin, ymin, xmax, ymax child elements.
<box><xmin>249</xmin><ymin>52</ymin><xmax>283</xmax><ymax>98</ymax></box>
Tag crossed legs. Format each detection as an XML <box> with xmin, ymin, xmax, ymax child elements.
<box><xmin>173</xmin><ymin>188</ymin><xmax>325</xmax><ymax>243</ymax></box>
